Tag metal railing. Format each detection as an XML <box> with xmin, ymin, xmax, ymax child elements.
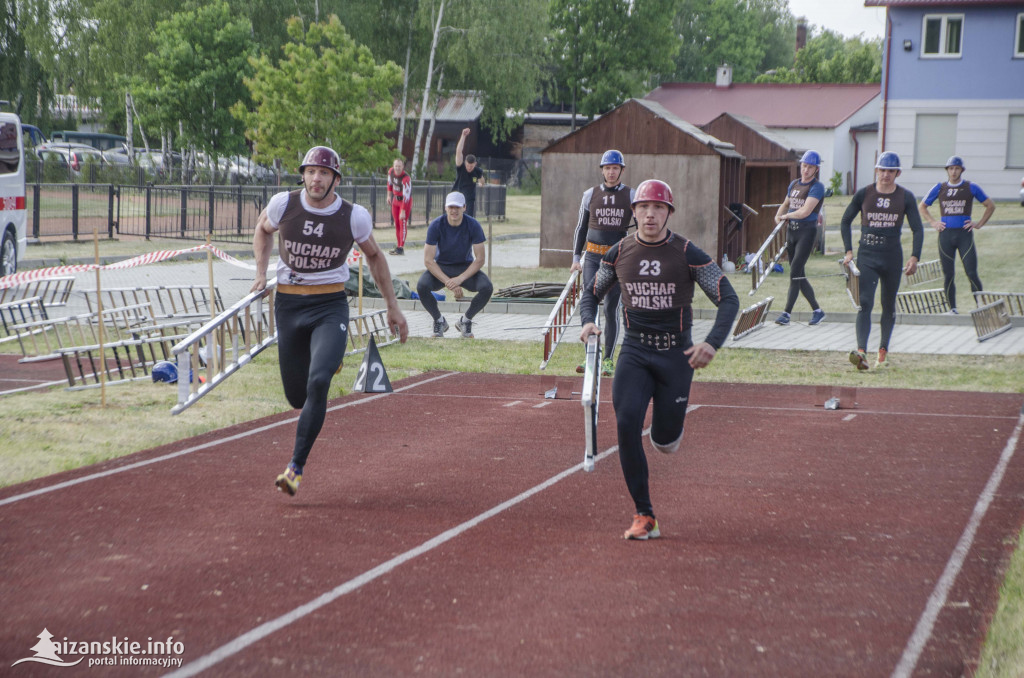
<box><xmin>27</xmin><ymin>180</ymin><xmax>507</xmax><ymax>244</ymax></box>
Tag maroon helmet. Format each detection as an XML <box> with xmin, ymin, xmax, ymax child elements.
<box><xmin>299</xmin><ymin>146</ymin><xmax>342</xmax><ymax>177</ymax></box>
<box><xmin>632</xmin><ymin>179</ymin><xmax>675</xmax><ymax>212</ymax></box>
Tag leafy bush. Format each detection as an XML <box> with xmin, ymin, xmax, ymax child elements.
<box><xmin>829</xmin><ymin>170</ymin><xmax>844</xmax><ymax>196</ymax></box>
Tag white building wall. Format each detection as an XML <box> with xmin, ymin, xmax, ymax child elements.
<box><xmin>882</xmin><ymin>98</ymin><xmax>1024</xmax><ymax>200</ymax></box>
<box><xmin>773</xmin><ymin>95</ymin><xmax>881</xmax><ymax>197</ymax></box>
<box><xmin>774</xmin><ymin>128</ymin><xmax>843</xmax><ymax>190</ymax></box>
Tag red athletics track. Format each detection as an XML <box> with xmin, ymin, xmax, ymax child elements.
<box><xmin>1</xmin><ymin>373</ymin><xmax>1023</xmax><ymax>677</ymax></box>
<box><xmin>0</xmin><ymin>354</ymin><xmax>69</xmax><ymax>395</ymax></box>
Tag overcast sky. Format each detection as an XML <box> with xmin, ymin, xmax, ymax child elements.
<box><xmin>786</xmin><ymin>0</ymin><xmax>888</xmax><ymax>40</ymax></box>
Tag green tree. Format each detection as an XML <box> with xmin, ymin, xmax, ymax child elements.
<box><xmin>130</xmin><ymin>1</ymin><xmax>255</xmax><ymax>157</ymax></box>
<box><xmin>548</xmin><ymin>0</ymin><xmax>678</xmax><ymax>120</ymax></box>
<box><xmin>755</xmin><ymin>30</ymin><xmax>881</xmax><ymax>84</ymax></box>
<box><xmin>76</xmin><ymin>0</ymin><xmax>181</xmax><ymax>136</ymax></box>
<box><xmin>234</xmin><ymin>15</ymin><xmax>402</xmax><ymax>173</ymax></box>
<box><xmin>442</xmin><ymin>0</ymin><xmax>549</xmax><ymax>141</ymax></box>
<box><xmin>673</xmin><ymin>0</ymin><xmax>793</xmax><ymax>83</ymax></box>
<box><xmin>0</xmin><ymin>0</ymin><xmax>54</xmax><ymax>126</ymax></box>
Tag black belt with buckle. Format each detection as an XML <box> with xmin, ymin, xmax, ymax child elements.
<box><xmin>860</xmin><ymin>232</ymin><xmax>890</xmax><ymax>247</ymax></box>
<box><xmin>626</xmin><ymin>328</ymin><xmax>684</xmax><ymax>351</ymax></box>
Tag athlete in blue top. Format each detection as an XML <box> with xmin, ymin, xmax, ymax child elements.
<box><xmin>417</xmin><ymin>191</ymin><xmax>492</xmax><ymax>338</ymax></box>
<box><xmin>773</xmin><ymin>150</ymin><xmax>827</xmax><ymax>326</ymax></box>
<box><xmin>919</xmin><ymin>156</ymin><xmax>995</xmax><ymax>313</ymax></box>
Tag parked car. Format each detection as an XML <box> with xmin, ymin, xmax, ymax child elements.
<box><xmin>225</xmin><ymin>156</ymin><xmax>272</xmax><ymax>183</ymax></box>
<box><xmin>102</xmin><ymin>149</ymin><xmax>132</xmax><ymax>166</ymax></box>
<box><xmin>36</xmin><ymin>142</ymin><xmax>105</xmax><ymax>173</ymax></box>
<box><xmin>195</xmin><ymin>152</ymin><xmax>271</xmax><ymax>184</ymax></box>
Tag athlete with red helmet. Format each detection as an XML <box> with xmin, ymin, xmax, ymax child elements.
<box><xmin>580</xmin><ymin>179</ymin><xmax>739</xmax><ymax>540</ymax></box>
<box><xmin>251</xmin><ymin>145</ymin><xmax>409</xmax><ymax>496</ymax></box>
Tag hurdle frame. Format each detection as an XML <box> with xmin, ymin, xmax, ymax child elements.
<box><xmin>842</xmin><ymin>260</ymin><xmax>860</xmax><ymax>309</ymax></box>
<box><xmin>973</xmin><ymin>291</ymin><xmax>1024</xmax><ymax>316</ymax></box>
<box><xmin>732</xmin><ymin>297</ymin><xmax>774</xmax><ymax>340</ymax></box>
<box><xmin>896</xmin><ymin>288</ymin><xmax>950</xmax><ymax>315</ymax></box>
<box><xmin>539</xmin><ymin>269</ymin><xmax>582</xmax><ymax>370</ymax></box>
<box><xmin>970</xmin><ymin>299</ymin><xmax>1012</xmax><ymax>342</ymax></box>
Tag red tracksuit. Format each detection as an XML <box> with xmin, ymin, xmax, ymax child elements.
<box><xmin>387</xmin><ymin>169</ymin><xmax>412</xmax><ymax>248</ymax></box>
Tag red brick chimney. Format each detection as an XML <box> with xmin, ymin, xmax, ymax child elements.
<box><xmin>796</xmin><ymin>17</ymin><xmax>807</xmax><ymax>55</ymax></box>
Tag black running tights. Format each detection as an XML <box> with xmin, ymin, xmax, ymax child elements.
<box><xmin>275</xmin><ymin>291</ymin><xmax>349</xmax><ymax>468</ymax></box>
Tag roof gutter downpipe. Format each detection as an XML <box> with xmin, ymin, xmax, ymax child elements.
<box><xmin>881</xmin><ymin>9</ymin><xmax>892</xmax><ymax>151</ymax></box>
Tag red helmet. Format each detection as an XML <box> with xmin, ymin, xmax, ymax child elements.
<box><xmin>299</xmin><ymin>146</ymin><xmax>342</xmax><ymax>177</ymax></box>
<box><xmin>632</xmin><ymin>180</ymin><xmax>674</xmax><ymax>212</ymax></box>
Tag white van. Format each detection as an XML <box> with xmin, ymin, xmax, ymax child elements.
<box><xmin>0</xmin><ymin>111</ymin><xmax>27</xmax><ymax>277</ymax></box>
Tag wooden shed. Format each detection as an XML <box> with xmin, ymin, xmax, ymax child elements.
<box><xmin>700</xmin><ymin>113</ymin><xmax>804</xmax><ymax>253</ymax></box>
<box><xmin>540</xmin><ymin>99</ymin><xmax>744</xmax><ymax>268</ymax></box>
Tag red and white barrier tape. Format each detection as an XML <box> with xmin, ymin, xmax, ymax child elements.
<box><xmin>0</xmin><ymin>245</ymin><xmax>362</xmax><ymax>290</ymax></box>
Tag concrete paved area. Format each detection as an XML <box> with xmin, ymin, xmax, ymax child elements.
<box><xmin>21</xmin><ymin>235</ymin><xmax>1024</xmax><ymax>357</ymax></box>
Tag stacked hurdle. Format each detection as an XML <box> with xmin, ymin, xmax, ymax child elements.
<box><xmin>539</xmin><ymin>269</ymin><xmax>582</xmax><ymax>370</ymax></box>
<box><xmin>974</xmin><ymin>291</ymin><xmax>1024</xmax><ymax>317</ymax></box>
<box><xmin>59</xmin><ymin>328</ymin><xmax>201</xmax><ymax>389</ymax></box>
<box><xmin>896</xmin><ymin>289</ymin><xmax>950</xmax><ymax>314</ymax></box>
<box><xmin>0</xmin><ymin>296</ymin><xmax>48</xmax><ymax>344</ymax></box>
<box><xmin>970</xmin><ymin>298</ymin><xmax>1013</xmax><ymax>342</ymax></box>
<box><xmin>83</xmin><ymin>285</ymin><xmax>225</xmax><ymax>321</ymax></box>
<box><xmin>9</xmin><ymin>302</ymin><xmax>156</xmax><ymax>362</ymax></box>
<box><xmin>347</xmin><ymin>309</ymin><xmax>401</xmax><ymax>356</ymax></box>
<box><xmin>904</xmin><ymin>259</ymin><xmax>942</xmax><ymax>286</ymax></box>
<box><xmin>732</xmin><ymin>297</ymin><xmax>774</xmax><ymax>340</ymax></box>
<box><xmin>0</xmin><ymin>276</ymin><xmax>75</xmax><ymax>308</ymax></box>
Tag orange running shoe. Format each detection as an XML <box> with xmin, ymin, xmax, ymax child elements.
<box><xmin>848</xmin><ymin>349</ymin><xmax>869</xmax><ymax>371</ymax></box>
<box><xmin>624</xmin><ymin>514</ymin><xmax>661</xmax><ymax>540</ymax></box>
<box><xmin>875</xmin><ymin>348</ymin><xmax>890</xmax><ymax>368</ymax></box>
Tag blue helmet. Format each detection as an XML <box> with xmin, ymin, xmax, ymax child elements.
<box><xmin>875</xmin><ymin>151</ymin><xmax>901</xmax><ymax>170</ymax></box>
<box><xmin>599</xmin><ymin>150</ymin><xmax>625</xmax><ymax>167</ymax></box>
<box><xmin>945</xmin><ymin>155</ymin><xmax>964</xmax><ymax>169</ymax></box>
<box><xmin>152</xmin><ymin>361</ymin><xmax>178</xmax><ymax>383</ymax></box>
<box><xmin>800</xmin><ymin>150</ymin><xmax>821</xmax><ymax>167</ymax></box>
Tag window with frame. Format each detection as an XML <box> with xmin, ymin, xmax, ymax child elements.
<box><xmin>922</xmin><ymin>14</ymin><xmax>963</xmax><ymax>57</ymax></box>
<box><xmin>913</xmin><ymin>114</ymin><xmax>957</xmax><ymax>167</ymax></box>
<box><xmin>1008</xmin><ymin>115</ymin><xmax>1024</xmax><ymax>169</ymax></box>
<box><xmin>1016</xmin><ymin>13</ymin><xmax>1024</xmax><ymax>57</ymax></box>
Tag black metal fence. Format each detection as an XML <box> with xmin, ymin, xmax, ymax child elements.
<box><xmin>28</xmin><ymin>179</ymin><xmax>507</xmax><ymax>244</ymax></box>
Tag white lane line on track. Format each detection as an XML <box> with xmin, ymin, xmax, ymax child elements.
<box><xmin>702</xmin><ymin>403</ymin><xmax>1019</xmax><ymax>421</ymax></box>
<box><xmin>163</xmin><ymin>409</ymin><xmax>709</xmax><ymax>677</ymax></box>
<box><xmin>891</xmin><ymin>408</ymin><xmax>1024</xmax><ymax>678</ymax></box>
<box><xmin>162</xmin><ymin>437</ymin><xmax>630</xmax><ymax>678</ymax></box>
<box><xmin>842</xmin><ymin>414</ymin><xmax>856</xmax><ymax>421</ymax></box>
<box><xmin>0</xmin><ymin>372</ymin><xmax>458</xmax><ymax>507</ymax></box>
<box><xmin>503</xmin><ymin>400</ymin><xmax>522</xmax><ymax>407</ymax></box>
